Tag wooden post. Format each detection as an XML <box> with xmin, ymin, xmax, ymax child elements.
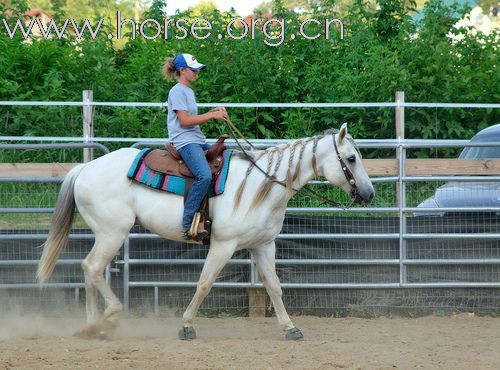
<box><xmin>248</xmin><ymin>288</ymin><xmax>267</xmax><ymax>317</ymax></box>
<box><xmin>83</xmin><ymin>90</ymin><xmax>94</xmax><ymax>162</ymax></box>
<box><xmin>395</xmin><ymin>91</ymin><xmax>405</xmax><ymax>144</ymax></box>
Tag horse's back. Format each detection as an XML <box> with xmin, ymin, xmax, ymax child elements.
<box><xmin>75</xmin><ymin>148</ymin><xmax>139</xmax><ymax>196</ymax></box>
<box><xmin>80</xmin><ymin>148</ymin><xmax>139</xmax><ymax>176</ymax></box>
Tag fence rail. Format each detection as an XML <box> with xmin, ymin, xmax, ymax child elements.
<box><xmin>1</xmin><ymin>100</ymin><xmax>500</xmax><ymax>109</ymax></box>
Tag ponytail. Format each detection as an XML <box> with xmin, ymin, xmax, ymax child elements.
<box><xmin>162</xmin><ymin>58</ymin><xmax>178</xmax><ymax>80</ymax></box>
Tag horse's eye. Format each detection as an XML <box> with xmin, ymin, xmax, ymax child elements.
<box><xmin>347</xmin><ymin>155</ymin><xmax>356</xmax><ymax>163</ymax></box>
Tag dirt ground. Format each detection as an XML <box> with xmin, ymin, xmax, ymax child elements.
<box><xmin>0</xmin><ymin>314</ymin><xmax>499</xmax><ymax>370</ymax></box>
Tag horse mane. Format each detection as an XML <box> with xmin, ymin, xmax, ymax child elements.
<box><xmin>233</xmin><ymin>134</ymin><xmax>323</xmax><ymax>212</ymax></box>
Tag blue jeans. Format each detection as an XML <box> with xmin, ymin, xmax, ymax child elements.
<box><xmin>178</xmin><ymin>143</ymin><xmax>212</xmax><ymax>231</ymax></box>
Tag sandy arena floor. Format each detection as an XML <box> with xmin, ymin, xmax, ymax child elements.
<box><xmin>0</xmin><ymin>315</ymin><xmax>499</xmax><ymax>369</ymax></box>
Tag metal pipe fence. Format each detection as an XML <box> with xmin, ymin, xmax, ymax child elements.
<box><xmin>1</xmin><ymin>96</ymin><xmax>499</xmax><ymax>315</ymax></box>
<box><xmin>0</xmin><ymin>138</ymin><xmax>499</xmax><ymax>315</ymax></box>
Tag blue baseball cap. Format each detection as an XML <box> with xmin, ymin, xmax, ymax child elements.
<box><xmin>173</xmin><ymin>53</ymin><xmax>206</xmax><ymax>71</ymax></box>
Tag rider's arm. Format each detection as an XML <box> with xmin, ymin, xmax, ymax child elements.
<box><xmin>175</xmin><ymin>107</ymin><xmax>228</xmax><ymax>127</ymax></box>
<box><xmin>175</xmin><ymin>110</ymin><xmax>217</xmax><ymax>127</ymax></box>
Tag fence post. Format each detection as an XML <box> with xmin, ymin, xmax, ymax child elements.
<box><xmin>395</xmin><ymin>91</ymin><xmax>405</xmax><ymax>137</ymax></box>
<box><xmin>248</xmin><ymin>256</ymin><xmax>267</xmax><ymax>317</ymax></box>
<box><xmin>83</xmin><ymin>90</ymin><xmax>94</xmax><ymax>162</ymax></box>
<box><xmin>395</xmin><ymin>91</ymin><xmax>405</xmax><ymax>204</ymax></box>
<box><xmin>248</xmin><ymin>288</ymin><xmax>267</xmax><ymax>317</ymax></box>
<box><xmin>395</xmin><ymin>92</ymin><xmax>405</xmax><ymax>158</ymax></box>
<box><xmin>395</xmin><ymin>91</ymin><xmax>407</xmax><ymax>286</ymax></box>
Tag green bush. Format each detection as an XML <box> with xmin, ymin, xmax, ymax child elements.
<box><xmin>0</xmin><ymin>0</ymin><xmax>498</xmax><ymax>159</ymax></box>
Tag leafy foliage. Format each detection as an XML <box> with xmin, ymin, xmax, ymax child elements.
<box><xmin>0</xmin><ymin>0</ymin><xmax>498</xmax><ymax>157</ymax></box>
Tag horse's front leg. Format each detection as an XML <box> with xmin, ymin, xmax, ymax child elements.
<box><xmin>179</xmin><ymin>240</ymin><xmax>237</xmax><ymax>340</ymax></box>
<box><xmin>252</xmin><ymin>241</ymin><xmax>303</xmax><ymax>340</ymax></box>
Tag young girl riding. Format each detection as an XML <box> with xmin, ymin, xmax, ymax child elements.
<box><xmin>163</xmin><ymin>53</ymin><xmax>228</xmax><ymax>240</ymax></box>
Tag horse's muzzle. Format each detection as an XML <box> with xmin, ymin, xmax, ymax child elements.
<box><xmin>354</xmin><ymin>189</ymin><xmax>375</xmax><ymax>205</ymax></box>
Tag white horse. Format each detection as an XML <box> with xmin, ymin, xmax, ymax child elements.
<box><xmin>37</xmin><ymin>123</ymin><xmax>374</xmax><ymax>340</ymax></box>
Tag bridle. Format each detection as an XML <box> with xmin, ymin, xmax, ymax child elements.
<box><xmin>332</xmin><ymin>133</ymin><xmax>358</xmax><ymax>197</ymax></box>
<box><xmin>224</xmin><ymin>119</ymin><xmax>359</xmax><ymax>209</ymax></box>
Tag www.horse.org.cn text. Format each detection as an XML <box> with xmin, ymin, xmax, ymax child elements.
<box><xmin>1</xmin><ymin>11</ymin><xmax>345</xmax><ymax>47</ymax></box>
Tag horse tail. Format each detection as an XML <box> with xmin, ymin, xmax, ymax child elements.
<box><xmin>37</xmin><ymin>164</ymin><xmax>86</xmax><ymax>284</ymax></box>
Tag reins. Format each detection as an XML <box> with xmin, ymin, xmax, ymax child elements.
<box><xmin>223</xmin><ymin>118</ymin><xmax>358</xmax><ymax>210</ymax></box>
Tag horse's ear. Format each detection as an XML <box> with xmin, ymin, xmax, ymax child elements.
<box><xmin>338</xmin><ymin>122</ymin><xmax>348</xmax><ymax>143</ymax></box>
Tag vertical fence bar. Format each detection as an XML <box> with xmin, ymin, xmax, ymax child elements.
<box><xmin>399</xmin><ymin>146</ymin><xmax>408</xmax><ymax>285</ymax></box>
<box><xmin>396</xmin><ymin>91</ymin><xmax>407</xmax><ymax>285</ymax></box>
<box><xmin>105</xmin><ymin>264</ymin><xmax>111</xmax><ymax>285</ymax></box>
<box><xmin>250</xmin><ymin>252</ymin><xmax>258</xmax><ymax>285</ymax></box>
<box><xmin>154</xmin><ymin>286</ymin><xmax>159</xmax><ymax>315</ymax></box>
<box><xmin>395</xmin><ymin>91</ymin><xmax>405</xmax><ymax>206</ymax></box>
<box><xmin>123</xmin><ymin>237</ymin><xmax>130</xmax><ymax>316</ymax></box>
<box><xmin>82</xmin><ymin>90</ymin><xmax>94</xmax><ymax>162</ymax></box>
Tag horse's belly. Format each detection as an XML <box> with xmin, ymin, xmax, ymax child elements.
<box><xmin>131</xmin><ymin>184</ymin><xmax>185</xmax><ymax>237</ymax></box>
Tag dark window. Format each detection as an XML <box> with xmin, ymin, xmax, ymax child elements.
<box><xmin>459</xmin><ymin>132</ymin><xmax>500</xmax><ymax>159</ymax></box>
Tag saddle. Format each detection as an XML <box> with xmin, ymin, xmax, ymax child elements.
<box><xmin>143</xmin><ymin>135</ymin><xmax>229</xmax><ymax>245</ymax></box>
<box><xmin>144</xmin><ymin>135</ymin><xmax>229</xmax><ymax>179</ymax></box>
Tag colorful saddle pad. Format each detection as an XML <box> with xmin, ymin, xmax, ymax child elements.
<box><xmin>127</xmin><ymin>148</ymin><xmax>232</xmax><ymax>197</ymax></box>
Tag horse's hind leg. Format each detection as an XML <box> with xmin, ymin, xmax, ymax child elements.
<box><xmin>83</xmin><ymin>248</ymin><xmax>100</xmax><ymax>325</ymax></box>
<box><xmin>80</xmin><ymin>234</ymin><xmax>126</xmax><ymax>335</ymax></box>
<box><xmin>252</xmin><ymin>241</ymin><xmax>303</xmax><ymax>340</ymax></box>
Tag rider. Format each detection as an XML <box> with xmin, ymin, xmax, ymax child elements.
<box><xmin>163</xmin><ymin>53</ymin><xmax>228</xmax><ymax>240</ymax></box>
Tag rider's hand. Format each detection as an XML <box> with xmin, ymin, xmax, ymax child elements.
<box><xmin>210</xmin><ymin>107</ymin><xmax>228</xmax><ymax>121</ymax></box>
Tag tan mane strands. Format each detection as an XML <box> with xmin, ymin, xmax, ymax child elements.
<box><xmin>233</xmin><ymin>135</ymin><xmax>324</xmax><ymax>213</ymax></box>
<box><xmin>233</xmin><ymin>164</ymin><xmax>253</xmax><ymax>211</ymax></box>
<box><xmin>249</xmin><ymin>180</ymin><xmax>275</xmax><ymax>210</ymax></box>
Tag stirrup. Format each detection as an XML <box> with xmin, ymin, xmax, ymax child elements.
<box><xmin>183</xmin><ymin>212</ymin><xmax>209</xmax><ymax>241</ymax></box>
<box><xmin>183</xmin><ymin>229</ymin><xmax>209</xmax><ymax>241</ymax></box>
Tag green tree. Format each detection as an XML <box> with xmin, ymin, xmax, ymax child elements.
<box><xmin>187</xmin><ymin>0</ymin><xmax>219</xmax><ymax>16</ymax></box>
<box><xmin>1</xmin><ymin>0</ymin><xmax>498</xmax><ymax>148</ymax></box>
<box><xmin>143</xmin><ymin>0</ymin><xmax>166</xmax><ymax>21</ymax></box>
<box><xmin>253</xmin><ymin>1</ymin><xmax>273</xmax><ymax>14</ymax></box>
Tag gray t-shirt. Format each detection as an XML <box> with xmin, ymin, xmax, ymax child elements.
<box><xmin>167</xmin><ymin>83</ymin><xmax>206</xmax><ymax>149</ymax></box>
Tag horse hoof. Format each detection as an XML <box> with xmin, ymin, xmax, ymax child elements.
<box><xmin>285</xmin><ymin>327</ymin><xmax>304</xmax><ymax>340</ymax></box>
<box><xmin>73</xmin><ymin>319</ymin><xmax>119</xmax><ymax>340</ymax></box>
<box><xmin>74</xmin><ymin>324</ymin><xmax>109</xmax><ymax>340</ymax></box>
<box><xmin>178</xmin><ymin>326</ymin><xmax>196</xmax><ymax>340</ymax></box>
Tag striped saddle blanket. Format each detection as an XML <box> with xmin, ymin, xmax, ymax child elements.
<box><xmin>127</xmin><ymin>148</ymin><xmax>232</xmax><ymax>197</ymax></box>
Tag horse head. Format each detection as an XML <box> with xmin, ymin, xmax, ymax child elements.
<box><xmin>317</xmin><ymin>123</ymin><xmax>374</xmax><ymax>204</ymax></box>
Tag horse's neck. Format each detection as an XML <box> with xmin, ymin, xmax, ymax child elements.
<box><xmin>226</xmin><ymin>137</ymin><xmax>321</xmax><ymax>217</ymax></box>
<box><xmin>256</xmin><ymin>137</ymin><xmax>318</xmax><ymax>195</ymax></box>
